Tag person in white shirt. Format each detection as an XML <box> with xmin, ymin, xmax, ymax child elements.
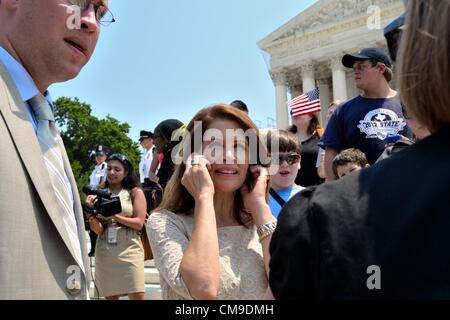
<box><xmin>89</xmin><ymin>145</ymin><xmax>108</xmax><ymax>188</ymax></box>
<box><xmin>87</xmin><ymin>144</ymin><xmax>109</xmax><ymax>257</ymax></box>
<box><xmin>138</xmin><ymin>130</ymin><xmax>155</xmax><ymax>184</ymax></box>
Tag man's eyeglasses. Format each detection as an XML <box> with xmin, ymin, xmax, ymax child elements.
<box><xmin>271</xmin><ymin>153</ymin><xmax>301</xmax><ymax>165</ymax></box>
<box><xmin>68</xmin><ymin>0</ymin><xmax>116</xmax><ymax>26</ymax></box>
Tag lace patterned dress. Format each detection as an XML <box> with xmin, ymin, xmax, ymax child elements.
<box><xmin>148</xmin><ymin>210</ymin><xmax>268</xmax><ymax>300</ymax></box>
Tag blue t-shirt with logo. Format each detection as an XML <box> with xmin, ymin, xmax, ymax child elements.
<box><xmin>319</xmin><ymin>95</ymin><xmax>407</xmax><ymax>164</ymax></box>
<box><xmin>269</xmin><ymin>185</ymin><xmax>305</xmax><ymax>219</ymax></box>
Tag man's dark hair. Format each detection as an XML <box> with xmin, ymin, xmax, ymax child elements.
<box><xmin>265</xmin><ymin>129</ymin><xmax>301</xmax><ymax>155</ymax></box>
<box><xmin>230</xmin><ymin>100</ymin><xmax>249</xmax><ymax>114</ymax></box>
<box><xmin>332</xmin><ymin>148</ymin><xmax>369</xmax><ymax>177</ymax></box>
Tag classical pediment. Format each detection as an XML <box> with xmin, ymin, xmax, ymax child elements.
<box><xmin>258</xmin><ymin>0</ymin><xmax>403</xmax><ymax>48</ymax></box>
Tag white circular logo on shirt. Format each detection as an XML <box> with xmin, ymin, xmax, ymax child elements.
<box><xmin>357</xmin><ymin>108</ymin><xmax>406</xmax><ymax>140</ymax></box>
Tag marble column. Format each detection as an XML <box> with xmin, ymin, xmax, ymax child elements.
<box><xmin>271</xmin><ymin>71</ymin><xmax>289</xmax><ymax>130</ymax></box>
<box><xmin>330</xmin><ymin>56</ymin><xmax>348</xmax><ymax>101</ymax></box>
<box><xmin>317</xmin><ymin>79</ymin><xmax>331</xmax><ymax>127</ymax></box>
<box><xmin>301</xmin><ymin>63</ymin><xmax>316</xmax><ymax>93</ymax></box>
<box><xmin>289</xmin><ymin>83</ymin><xmax>303</xmax><ymax>100</ymax></box>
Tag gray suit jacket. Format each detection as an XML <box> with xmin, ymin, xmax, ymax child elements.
<box><xmin>0</xmin><ymin>61</ymin><xmax>90</xmax><ymax>299</ymax></box>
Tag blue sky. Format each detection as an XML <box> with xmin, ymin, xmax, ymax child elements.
<box><xmin>51</xmin><ymin>0</ymin><xmax>317</xmax><ymax>142</ymax></box>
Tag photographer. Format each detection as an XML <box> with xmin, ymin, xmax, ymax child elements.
<box><xmin>86</xmin><ymin>154</ymin><xmax>147</xmax><ymax>300</ymax></box>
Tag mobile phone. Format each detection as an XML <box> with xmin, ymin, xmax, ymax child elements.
<box><xmin>386</xmin><ymin>134</ymin><xmax>402</xmax><ymax>144</ymax></box>
<box><xmin>245</xmin><ymin>170</ymin><xmax>254</xmax><ymax>191</ymax></box>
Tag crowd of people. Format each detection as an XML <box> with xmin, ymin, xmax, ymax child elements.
<box><xmin>1</xmin><ymin>0</ymin><xmax>449</xmax><ymax>300</ymax></box>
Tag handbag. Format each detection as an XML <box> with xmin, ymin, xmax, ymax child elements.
<box><xmin>141</xmin><ymin>213</ymin><xmax>153</xmax><ymax>261</ymax></box>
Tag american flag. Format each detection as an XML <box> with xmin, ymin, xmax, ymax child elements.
<box><xmin>289</xmin><ymin>87</ymin><xmax>321</xmax><ymax>118</ymax></box>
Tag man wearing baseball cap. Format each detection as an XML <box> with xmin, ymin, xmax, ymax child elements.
<box><xmin>320</xmin><ymin>47</ymin><xmax>408</xmax><ymax>181</ymax></box>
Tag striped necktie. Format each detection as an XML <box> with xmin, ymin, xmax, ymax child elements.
<box><xmin>28</xmin><ymin>94</ymin><xmax>83</xmax><ymax>267</ymax></box>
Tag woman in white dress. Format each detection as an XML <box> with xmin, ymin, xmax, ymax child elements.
<box><xmin>148</xmin><ymin>104</ymin><xmax>276</xmax><ymax>300</ymax></box>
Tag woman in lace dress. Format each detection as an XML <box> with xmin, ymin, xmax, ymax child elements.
<box><xmin>148</xmin><ymin>104</ymin><xmax>276</xmax><ymax>299</ymax></box>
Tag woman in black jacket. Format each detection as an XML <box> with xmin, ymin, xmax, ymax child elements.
<box><xmin>152</xmin><ymin>119</ymin><xmax>184</xmax><ymax>189</ymax></box>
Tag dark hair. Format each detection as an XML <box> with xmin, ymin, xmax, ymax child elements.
<box><xmin>230</xmin><ymin>100</ymin><xmax>249</xmax><ymax>113</ymax></box>
<box><xmin>332</xmin><ymin>148</ymin><xmax>368</xmax><ymax>178</ymax></box>
<box><xmin>104</xmin><ymin>154</ymin><xmax>141</xmax><ymax>191</ymax></box>
<box><xmin>308</xmin><ymin>114</ymin><xmax>320</xmax><ymax>135</ymax></box>
<box><xmin>156</xmin><ymin>104</ymin><xmax>269</xmax><ymax>227</ymax></box>
<box><xmin>289</xmin><ymin>113</ymin><xmax>321</xmax><ymax>136</ymax></box>
<box><xmin>264</xmin><ymin>129</ymin><xmax>301</xmax><ymax>155</ymax></box>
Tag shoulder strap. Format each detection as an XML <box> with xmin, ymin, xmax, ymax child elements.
<box><xmin>269</xmin><ymin>188</ymin><xmax>286</xmax><ymax>207</ymax></box>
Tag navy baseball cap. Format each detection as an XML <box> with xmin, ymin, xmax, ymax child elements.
<box><xmin>342</xmin><ymin>48</ymin><xmax>393</xmax><ymax>69</ymax></box>
<box><xmin>95</xmin><ymin>145</ymin><xmax>109</xmax><ymax>156</ymax></box>
<box><xmin>139</xmin><ymin>130</ymin><xmax>154</xmax><ymax>141</ymax></box>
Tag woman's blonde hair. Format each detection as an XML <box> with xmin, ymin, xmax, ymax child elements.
<box><xmin>398</xmin><ymin>0</ymin><xmax>450</xmax><ymax>132</ymax></box>
<box><xmin>154</xmin><ymin>104</ymin><xmax>269</xmax><ymax>227</ymax></box>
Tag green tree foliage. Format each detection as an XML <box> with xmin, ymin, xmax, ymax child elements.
<box><xmin>54</xmin><ymin>97</ymin><xmax>141</xmax><ymax>197</ymax></box>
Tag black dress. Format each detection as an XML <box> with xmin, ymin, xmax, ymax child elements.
<box><xmin>295</xmin><ymin>132</ymin><xmax>324</xmax><ymax>187</ymax></box>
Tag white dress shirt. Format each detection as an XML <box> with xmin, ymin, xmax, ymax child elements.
<box><xmin>89</xmin><ymin>162</ymin><xmax>107</xmax><ymax>187</ymax></box>
<box><xmin>139</xmin><ymin>147</ymin><xmax>154</xmax><ymax>183</ymax></box>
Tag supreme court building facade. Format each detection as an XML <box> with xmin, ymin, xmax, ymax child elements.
<box><xmin>258</xmin><ymin>0</ymin><xmax>404</xmax><ymax>129</ymax></box>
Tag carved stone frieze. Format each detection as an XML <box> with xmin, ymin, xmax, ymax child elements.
<box><xmin>274</xmin><ymin>0</ymin><xmax>402</xmax><ymax>42</ymax></box>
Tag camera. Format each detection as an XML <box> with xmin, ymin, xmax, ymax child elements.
<box><xmin>82</xmin><ymin>186</ymin><xmax>122</xmax><ymax>217</ymax></box>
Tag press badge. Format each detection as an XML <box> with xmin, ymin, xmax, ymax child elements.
<box><xmin>107</xmin><ymin>223</ymin><xmax>119</xmax><ymax>244</ymax></box>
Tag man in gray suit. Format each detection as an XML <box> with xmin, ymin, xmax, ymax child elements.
<box><xmin>0</xmin><ymin>0</ymin><xmax>114</xmax><ymax>299</ymax></box>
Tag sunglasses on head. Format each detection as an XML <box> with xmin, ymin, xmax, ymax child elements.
<box><xmin>271</xmin><ymin>153</ymin><xmax>301</xmax><ymax>165</ymax></box>
<box><xmin>108</xmin><ymin>153</ymin><xmax>129</xmax><ymax>164</ymax></box>
<box><xmin>67</xmin><ymin>0</ymin><xmax>115</xmax><ymax>26</ymax></box>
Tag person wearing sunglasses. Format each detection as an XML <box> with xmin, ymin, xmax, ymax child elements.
<box><xmin>270</xmin><ymin>0</ymin><xmax>450</xmax><ymax>299</ymax></box>
<box><xmin>264</xmin><ymin>130</ymin><xmax>305</xmax><ymax>219</ymax></box>
<box><xmin>85</xmin><ymin>153</ymin><xmax>147</xmax><ymax>300</ymax></box>
<box><xmin>0</xmin><ymin>0</ymin><xmax>114</xmax><ymax>299</ymax></box>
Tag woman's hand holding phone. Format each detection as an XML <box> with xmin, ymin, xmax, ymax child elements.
<box><xmin>241</xmin><ymin>165</ymin><xmax>272</xmax><ymax>223</ymax></box>
<box><xmin>181</xmin><ymin>154</ymin><xmax>215</xmax><ymax>202</ymax></box>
